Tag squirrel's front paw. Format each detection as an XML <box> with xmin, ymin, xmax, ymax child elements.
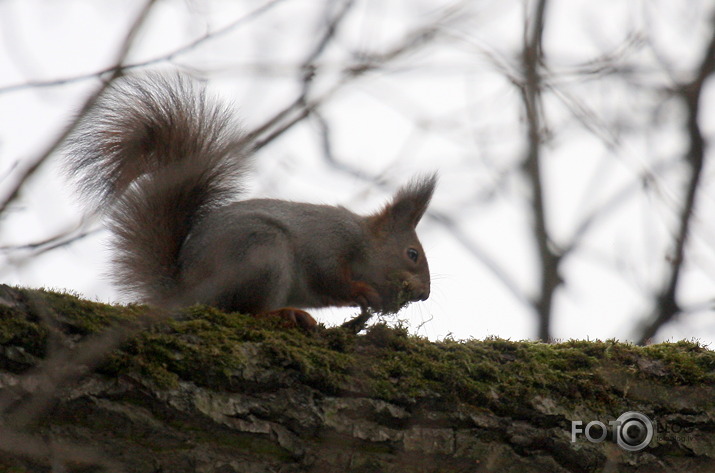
<box><xmin>350</xmin><ymin>281</ymin><xmax>383</xmax><ymax>311</ymax></box>
<box><xmin>257</xmin><ymin>308</ymin><xmax>317</xmax><ymax>330</ymax></box>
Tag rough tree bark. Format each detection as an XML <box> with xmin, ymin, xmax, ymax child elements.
<box><xmin>1</xmin><ymin>285</ymin><xmax>713</xmax><ymax>472</ymax></box>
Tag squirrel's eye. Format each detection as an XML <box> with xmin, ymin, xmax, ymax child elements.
<box><xmin>407</xmin><ymin>248</ymin><xmax>419</xmax><ymax>262</ymax></box>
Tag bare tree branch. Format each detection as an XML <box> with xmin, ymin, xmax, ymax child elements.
<box><xmin>248</xmin><ymin>11</ymin><xmax>449</xmax><ymax>151</ymax></box>
<box><xmin>0</xmin><ymin>0</ymin><xmax>288</xmax><ymax>95</ymax></box>
<box><xmin>0</xmin><ymin>0</ymin><xmax>158</xmax><ymax>218</ymax></box>
<box><xmin>519</xmin><ymin>0</ymin><xmax>559</xmax><ymax>341</ymax></box>
<box><xmin>563</xmin><ymin>158</ymin><xmax>679</xmax><ymax>256</ymax></box>
<box><xmin>298</xmin><ymin>0</ymin><xmax>356</xmax><ymax>97</ymax></box>
<box><xmin>428</xmin><ymin>211</ymin><xmax>533</xmax><ymax>308</ymax></box>
<box><xmin>0</xmin><ymin>225</ymin><xmax>99</xmax><ymax>255</ymax></box>
<box><xmin>635</xmin><ymin>17</ymin><xmax>715</xmax><ymax>345</ymax></box>
<box><xmin>312</xmin><ymin>111</ymin><xmax>374</xmax><ymax>181</ymax></box>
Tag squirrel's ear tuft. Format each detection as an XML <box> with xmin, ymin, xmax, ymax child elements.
<box><xmin>373</xmin><ymin>173</ymin><xmax>437</xmax><ymax>230</ymax></box>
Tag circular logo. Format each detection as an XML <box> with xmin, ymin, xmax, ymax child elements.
<box><xmin>615</xmin><ymin>411</ymin><xmax>653</xmax><ymax>451</ymax></box>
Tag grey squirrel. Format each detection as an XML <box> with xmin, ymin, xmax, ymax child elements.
<box><xmin>65</xmin><ymin>72</ymin><xmax>436</xmax><ymax>329</ymax></box>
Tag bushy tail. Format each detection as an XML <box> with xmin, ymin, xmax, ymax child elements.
<box><xmin>65</xmin><ymin>72</ymin><xmax>250</xmax><ymax>304</ymax></box>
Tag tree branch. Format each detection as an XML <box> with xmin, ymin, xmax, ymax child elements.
<box><xmin>0</xmin><ymin>0</ymin><xmax>158</xmax><ymax>218</ymax></box>
<box><xmin>247</xmin><ymin>13</ymin><xmax>448</xmax><ymax>151</ymax></box>
<box><xmin>0</xmin><ymin>0</ymin><xmax>288</xmax><ymax>95</ymax></box>
<box><xmin>520</xmin><ymin>0</ymin><xmax>558</xmax><ymax>341</ymax></box>
<box><xmin>635</xmin><ymin>18</ymin><xmax>715</xmax><ymax>344</ymax></box>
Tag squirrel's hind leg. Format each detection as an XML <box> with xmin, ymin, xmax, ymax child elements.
<box><xmin>183</xmin><ymin>228</ymin><xmax>317</xmax><ymax>329</ymax></box>
<box><xmin>256</xmin><ymin>308</ymin><xmax>317</xmax><ymax>330</ymax></box>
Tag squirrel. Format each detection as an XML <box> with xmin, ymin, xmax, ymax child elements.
<box><xmin>64</xmin><ymin>72</ymin><xmax>436</xmax><ymax>330</ymax></box>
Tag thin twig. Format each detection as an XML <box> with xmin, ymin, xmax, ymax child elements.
<box><xmin>0</xmin><ymin>225</ymin><xmax>99</xmax><ymax>255</ymax></box>
<box><xmin>248</xmin><ymin>14</ymin><xmax>449</xmax><ymax>152</ymax></box>
<box><xmin>563</xmin><ymin>158</ymin><xmax>679</xmax><ymax>256</ymax></box>
<box><xmin>428</xmin><ymin>211</ymin><xmax>532</xmax><ymax>309</ymax></box>
<box><xmin>0</xmin><ymin>0</ymin><xmax>288</xmax><ymax>95</ymax></box>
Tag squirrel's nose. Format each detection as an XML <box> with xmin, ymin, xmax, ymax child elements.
<box><xmin>416</xmin><ymin>288</ymin><xmax>430</xmax><ymax>301</ymax></box>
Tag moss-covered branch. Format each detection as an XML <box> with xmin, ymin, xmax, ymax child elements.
<box><xmin>1</xmin><ymin>285</ymin><xmax>713</xmax><ymax>472</ymax></box>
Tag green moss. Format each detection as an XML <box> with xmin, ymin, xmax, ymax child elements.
<box><xmin>32</xmin><ymin>289</ymin><xmax>131</xmax><ymax>335</ymax></box>
<box><xmin>0</xmin><ymin>309</ymin><xmax>48</xmax><ymax>359</ymax></box>
<box><xmin>0</xmin><ymin>286</ymin><xmax>136</xmax><ymax>358</ymax></box>
<box><xmin>348</xmin><ymin>334</ymin><xmax>586</xmax><ymax>409</ymax></box>
<box><xmin>640</xmin><ymin>340</ymin><xmax>715</xmax><ymax>384</ymax></box>
<box><xmin>1</xmin><ymin>285</ymin><xmax>714</xmax><ymax>417</ymax></box>
<box><xmin>101</xmin><ymin>306</ymin><xmax>264</xmax><ymax>389</ymax></box>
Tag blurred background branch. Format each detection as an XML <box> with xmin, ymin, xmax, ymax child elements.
<box><xmin>519</xmin><ymin>0</ymin><xmax>559</xmax><ymax>341</ymax></box>
<box><xmin>635</xmin><ymin>15</ymin><xmax>715</xmax><ymax>344</ymax></box>
<box><xmin>0</xmin><ymin>0</ymin><xmax>157</xmax><ymax>216</ymax></box>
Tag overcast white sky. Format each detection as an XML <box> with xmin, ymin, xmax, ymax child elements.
<box><xmin>1</xmin><ymin>0</ymin><xmax>714</xmax><ymax>344</ymax></box>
